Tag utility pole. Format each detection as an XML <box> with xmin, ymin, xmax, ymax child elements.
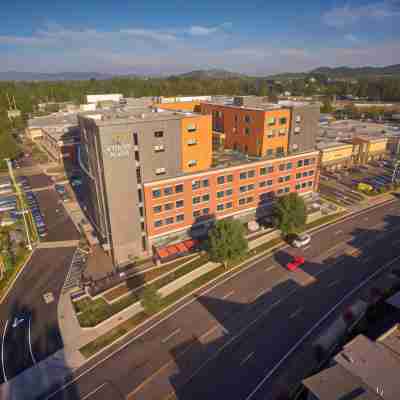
<box><xmin>392</xmin><ymin>157</ymin><xmax>400</xmax><ymax>184</ymax></box>
<box><xmin>5</xmin><ymin>159</ymin><xmax>32</xmax><ymax>250</ymax></box>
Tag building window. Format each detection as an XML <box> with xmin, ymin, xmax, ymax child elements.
<box><xmin>226</xmin><ymin>189</ymin><xmax>233</xmax><ymax>196</ymax></box>
<box><xmin>248</xmin><ymin>184</ymin><xmax>255</xmax><ymax>191</ymax></box>
<box><xmin>175</xmin><ymin>184</ymin><xmax>183</xmax><ymax>193</ymax></box>
<box><xmin>295</xmin><ymin>115</ymin><xmax>301</xmax><ymax>123</ymax></box>
<box><xmin>187</xmin><ymin>139</ymin><xmax>197</xmax><ymax>146</ymax></box>
<box><xmin>217</xmin><ymin>176</ymin><xmax>225</xmax><ymax>185</ymax></box>
<box><xmin>267</xmin><ymin>117</ymin><xmax>276</xmax><ymax>126</ymax></box>
<box><xmin>165</xmin><ymin>203</ymin><xmax>174</xmax><ymax>211</ymax></box>
<box><xmin>267</xmin><ymin>179</ymin><xmax>273</xmax><ymax>186</ymax></box>
<box><xmin>217</xmin><ymin>204</ymin><xmax>224</xmax><ymax>212</ymax></box>
<box><xmin>176</xmin><ymin>200</ymin><xmax>184</xmax><ymax>208</ymax></box>
<box><xmin>153</xmin><ymin>205</ymin><xmax>162</xmax><ymax>213</ymax></box>
<box><xmin>259</xmin><ymin>181</ymin><xmax>266</xmax><ymax>188</ymax></box>
<box><xmin>245</xmin><ymin>127</ymin><xmax>251</xmax><ymax>136</ymax></box>
<box><xmin>154</xmin><ymin>144</ymin><xmax>165</xmax><ymax>152</ymax></box>
<box><xmin>176</xmin><ymin>214</ymin><xmax>184</xmax><ymax>222</ymax></box>
<box><xmin>226</xmin><ymin>202</ymin><xmax>233</xmax><ymax>209</ymax></box>
<box><xmin>154</xmin><ymin>131</ymin><xmax>164</xmax><ymax>138</ymax></box>
<box><xmin>248</xmin><ymin>170</ymin><xmax>255</xmax><ymax>178</ymax></box>
<box><xmin>278</xmin><ymin>177</ymin><xmax>284</xmax><ymax>183</ymax></box>
<box><xmin>240</xmin><ymin>185</ymin><xmax>247</xmax><ymax>193</ymax></box>
<box><xmin>294</xmin><ymin>126</ymin><xmax>301</xmax><ymax>134</ymax></box>
<box><xmin>193</xmin><ymin>196</ymin><xmax>201</xmax><ymax>204</ymax></box>
<box><xmin>187</xmin><ymin>124</ymin><xmax>197</xmax><ymax>133</ymax></box>
<box><xmin>302</xmin><ymin>182</ymin><xmax>307</xmax><ymax>188</ymax></box>
<box><xmin>309</xmin><ymin>170</ymin><xmax>314</xmax><ymax>176</ymax></box>
<box><xmin>142</xmin><ymin>236</ymin><xmax>147</xmax><ymax>251</ymax></box>
<box><xmin>277</xmin><ymin>188</ymin><xmax>284</xmax><ymax>195</ymax></box>
<box><xmin>245</xmin><ymin>115</ymin><xmax>251</xmax><ymax>123</ymax></box>
<box><xmin>297</xmin><ymin>160</ymin><xmax>303</xmax><ymax>167</ymax></box>
<box><xmin>246</xmin><ymin>196</ymin><xmax>254</xmax><ymax>203</ymax></box>
<box><xmin>152</xmin><ymin>189</ymin><xmax>161</xmax><ymax>198</ymax></box>
<box><xmin>188</xmin><ymin>160</ymin><xmax>197</xmax><ymax>167</ymax></box>
<box><xmin>133</xmin><ymin>133</ymin><xmax>138</xmax><ymax>146</ymax></box>
<box><xmin>136</xmin><ymin>167</ymin><xmax>142</xmax><ymax>184</ymax></box>
<box><xmin>135</xmin><ymin>151</ymin><xmax>140</xmax><ymax>162</ymax></box>
<box><xmin>193</xmin><ymin>210</ymin><xmax>201</xmax><ymax>218</ymax></box>
<box><xmin>286</xmin><ymin>162</ymin><xmax>292</xmax><ymax>170</ymax></box>
<box><xmin>203</xmin><ymin>208</ymin><xmax>209</xmax><ymax>215</ymax></box>
<box><xmin>276</xmin><ymin>146</ymin><xmax>284</xmax><ymax>155</ymax></box>
<box><xmin>165</xmin><ymin>217</ymin><xmax>174</xmax><ymax>225</ymax></box>
<box><xmin>240</xmin><ymin>172</ymin><xmax>247</xmax><ymax>180</ymax></box>
<box><xmin>155</xmin><ymin>168</ymin><xmax>166</xmax><ymax>175</ymax></box>
<box><xmin>139</xmin><ymin>207</ymin><xmax>144</xmax><ymax>218</ymax></box>
<box><xmin>279</xmin><ymin>164</ymin><xmax>285</xmax><ymax>171</ymax></box>
<box><xmin>266</xmin><ymin>149</ymin><xmax>273</xmax><ymax>157</ymax></box>
<box><xmin>304</xmin><ymin>159</ymin><xmax>310</xmax><ymax>166</ymax></box>
<box><xmin>260</xmin><ymin>167</ymin><xmax>267</xmax><ymax>176</ymax></box>
<box><xmin>308</xmin><ymin>181</ymin><xmax>313</xmax><ymax>187</ymax></box>
<box><xmin>284</xmin><ymin>187</ymin><xmax>290</xmax><ymax>193</ymax></box>
<box><xmin>227</xmin><ymin>174</ymin><xmax>233</xmax><ymax>182</ymax></box>
<box><xmin>239</xmin><ymin>198</ymin><xmax>246</xmax><ymax>205</ymax></box>
<box><xmin>217</xmin><ymin>191</ymin><xmax>224</xmax><ymax>198</ymax></box>
<box><xmin>154</xmin><ymin>220</ymin><xmax>163</xmax><ymax>228</ymax></box>
<box><xmin>202</xmin><ymin>179</ymin><xmax>209</xmax><ymax>187</ymax></box>
<box><xmin>302</xmin><ymin>172</ymin><xmax>308</xmax><ymax>177</ymax></box>
<box><xmin>192</xmin><ymin>180</ymin><xmax>201</xmax><ymax>190</ymax></box>
<box><xmin>310</xmin><ymin>158</ymin><xmax>316</xmax><ymax>164</ymax></box>
<box><xmin>279</xmin><ymin>117</ymin><xmax>287</xmax><ymax>125</ymax></box>
<box><xmin>164</xmin><ymin>187</ymin><xmax>173</xmax><ymax>196</ymax></box>
<box><xmin>285</xmin><ymin>175</ymin><xmax>291</xmax><ymax>182</ymax></box>
<box><xmin>138</xmin><ymin>188</ymin><xmax>143</xmax><ymax>203</ymax></box>
<box><xmin>202</xmin><ymin>194</ymin><xmax>210</xmax><ymax>202</ymax></box>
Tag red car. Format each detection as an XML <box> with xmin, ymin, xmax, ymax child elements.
<box><xmin>287</xmin><ymin>256</ymin><xmax>305</xmax><ymax>271</ymax></box>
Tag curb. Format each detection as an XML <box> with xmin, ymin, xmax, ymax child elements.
<box><xmin>78</xmin><ymin>197</ymin><xmax>397</xmax><ymax>357</ymax></box>
<box><xmin>0</xmin><ymin>250</ymin><xmax>34</xmax><ymax>304</ymax></box>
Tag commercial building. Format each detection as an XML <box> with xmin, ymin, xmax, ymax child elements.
<box><xmin>317</xmin><ymin>142</ymin><xmax>353</xmax><ymax>171</ymax></box>
<box><xmin>349</xmin><ymin>135</ymin><xmax>388</xmax><ymax>164</ymax></box>
<box><xmin>386</xmin><ymin>134</ymin><xmax>400</xmax><ymax>156</ymax></box>
<box><xmin>303</xmin><ymin>325</ymin><xmax>400</xmax><ymax>400</ymax></box>
<box><xmin>78</xmin><ymin>99</ymin><xmax>320</xmax><ymax>267</ymax></box>
<box><xmin>26</xmin><ymin>113</ymin><xmax>80</xmax><ymax>164</ymax></box>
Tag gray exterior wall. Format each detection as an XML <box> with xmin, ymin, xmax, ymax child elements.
<box><xmin>288</xmin><ymin>105</ymin><xmax>320</xmax><ymax>153</ymax></box>
<box><xmin>78</xmin><ymin>114</ymin><xmax>183</xmax><ymax>267</ymax></box>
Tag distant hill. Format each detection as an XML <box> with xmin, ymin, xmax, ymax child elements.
<box><xmin>267</xmin><ymin>64</ymin><xmax>400</xmax><ymax>80</ymax></box>
<box><xmin>0</xmin><ymin>71</ymin><xmax>115</xmax><ymax>81</ymax></box>
<box><xmin>175</xmin><ymin>69</ymin><xmax>246</xmax><ymax>79</ymax></box>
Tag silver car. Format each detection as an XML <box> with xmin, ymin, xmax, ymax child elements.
<box><xmin>292</xmin><ymin>233</ymin><xmax>311</xmax><ymax>248</ymax></box>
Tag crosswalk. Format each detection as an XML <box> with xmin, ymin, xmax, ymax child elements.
<box><xmin>62</xmin><ymin>248</ymin><xmax>87</xmax><ymax>293</ymax></box>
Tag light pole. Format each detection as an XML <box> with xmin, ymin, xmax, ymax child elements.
<box><xmin>5</xmin><ymin>158</ymin><xmax>32</xmax><ymax>250</ymax></box>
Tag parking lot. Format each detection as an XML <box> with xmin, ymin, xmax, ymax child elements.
<box><xmin>319</xmin><ymin>176</ymin><xmax>364</xmax><ymax>208</ymax></box>
<box><xmin>24</xmin><ymin>174</ymin><xmax>53</xmax><ymax>190</ymax></box>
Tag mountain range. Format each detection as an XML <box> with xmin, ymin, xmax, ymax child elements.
<box><xmin>1</xmin><ymin>64</ymin><xmax>400</xmax><ymax>82</ymax></box>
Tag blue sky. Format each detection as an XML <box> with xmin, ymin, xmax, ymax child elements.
<box><xmin>1</xmin><ymin>0</ymin><xmax>400</xmax><ymax>75</ymax></box>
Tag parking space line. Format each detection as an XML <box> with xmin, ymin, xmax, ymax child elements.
<box><xmin>240</xmin><ymin>352</ymin><xmax>254</xmax><ymax>366</ymax></box>
<box><xmin>328</xmin><ymin>279</ymin><xmax>341</xmax><ymax>288</ymax></box>
<box><xmin>303</xmin><ymin>246</ymin><xmax>311</xmax><ymax>251</ymax></box>
<box><xmin>28</xmin><ymin>317</ymin><xmax>37</xmax><ymax>364</ymax></box>
<box><xmin>1</xmin><ymin>320</ymin><xmax>8</xmax><ymax>382</ymax></box>
<box><xmin>161</xmin><ymin>328</ymin><xmax>181</xmax><ymax>344</ymax></box>
<box><xmin>265</xmin><ymin>266</ymin><xmax>277</xmax><ymax>272</ymax></box>
<box><xmin>222</xmin><ymin>290</ymin><xmax>235</xmax><ymax>300</ymax></box>
<box><xmin>81</xmin><ymin>383</ymin><xmax>108</xmax><ymax>400</ymax></box>
<box><xmin>289</xmin><ymin>307</ymin><xmax>303</xmax><ymax>319</ymax></box>
<box><xmin>334</xmin><ymin>230</ymin><xmax>343</xmax><ymax>235</ymax></box>
<box><xmin>253</xmin><ymin>287</ymin><xmax>270</xmax><ymax>302</ymax></box>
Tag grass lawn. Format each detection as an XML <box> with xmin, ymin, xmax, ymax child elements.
<box><xmin>303</xmin><ymin>211</ymin><xmax>348</xmax><ymax>231</ymax></box>
<box><xmin>76</xmin><ymin>255</ymin><xmax>208</xmax><ymax>327</ymax></box>
<box><xmin>103</xmin><ymin>254</ymin><xmax>198</xmax><ymax>302</ymax></box>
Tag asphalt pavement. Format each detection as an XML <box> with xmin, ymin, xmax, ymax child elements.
<box><xmin>41</xmin><ymin>197</ymin><xmax>400</xmax><ymax>400</ymax></box>
<box><xmin>0</xmin><ymin>247</ymin><xmax>76</xmax><ymax>385</ymax></box>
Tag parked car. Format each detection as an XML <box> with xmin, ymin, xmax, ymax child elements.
<box><xmin>55</xmin><ymin>184</ymin><xmax>66</xmax><ymax>195</ymax></box>
<box><xmin>287</xmin><ymin>256</ymin><xmax>305</xmax><ymax>271</ymax></box>
<box><xmin>291</xmin><ymin>233</ymin><xmax>311</xmax><ymax>248</ymax></box>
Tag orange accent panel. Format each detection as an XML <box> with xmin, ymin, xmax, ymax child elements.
<box><xmin>157</xmin><ymin>101</ymin><xmax>201</xmax><ymax>112</ymax></box>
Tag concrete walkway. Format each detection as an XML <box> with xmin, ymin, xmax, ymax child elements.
<box><xmin>37</xmin><ymin>240</ymin><xmax>80</xmax><ymax>248</ymax></box>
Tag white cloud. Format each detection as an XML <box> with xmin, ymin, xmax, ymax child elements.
<box><xmin>323</xmin><ymin>1</ymin><xmax>400</xmax><ymax>28</ymax></box>
<box><xmin>187</xmin><ymin>22</ymin><xmax>232</xmax><ymax>36</ymax></box>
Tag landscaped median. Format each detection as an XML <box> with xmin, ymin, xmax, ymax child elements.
<box><xmin>78</xmin><ymin>207</ymin><xmax>354</xmax><ymax>359</ymax></box>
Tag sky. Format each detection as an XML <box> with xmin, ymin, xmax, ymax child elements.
<box><xmin>1</xmin><ymin>0</ymin><xmax>400</xmax><ymax>75</ymax></box>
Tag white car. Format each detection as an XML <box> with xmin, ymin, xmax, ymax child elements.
<box><xmin>292</xmin><ymin>233</ymin><xmax>311</xmax><ymax>248</ymax></box>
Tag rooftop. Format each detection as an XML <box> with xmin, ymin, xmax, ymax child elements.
<box><xmin>82</xmin><ymin>108</ymin><xmax>203</xmax><ymax>126</ymax></box>
<box><xmin>317</xmin><ymin>141</ymin><xmax>353</xmax><ymax>150</ymax></box>
<box><xmin>28</xmin><ymin>112</ymin><xmax>78</xmax><ymax>129</ymax></box>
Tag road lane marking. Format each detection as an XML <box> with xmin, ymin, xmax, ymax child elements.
<box><xmin>240</xmin><ymin>352</ymin><xmax>254</xmax><ymax>366</ymax></box>
<box><xmin>222</xmin><ymin>290</ymin><xmax>235</xmax><ymax>300</ymax></box>
<box><xmin>334</xmin><ymin>230</ymin><xmax>343</xmax><ymax>235</ymax></box>
<box><xmin>253</xmin><ymin>287</ymin><xmax>271</xmax><ymax>302</ymax></box>
<box><xmin>244</xmin><ymin>254</ymin><xmax>400</xmax><ymax>400</ymax></box>
<box><xmin>28</xmin><ymin>317</ymin><xmax>37</xmax><ymax>364</ymax></box>
<box><xmin>265</xmin><ymin>266</ymin><xmax>277</xmax><ymax>272</ymax></box>
<box><xmin>289</xmin><ymin>307</ymin><xmax>303</xmax><ymax>319</ymax></box>
<box><xmin>1</xmin><ymin>320</ymin><xmax>8</xmax><ymax>382</ymax></box>
<box><xmin>46</xmin><ymin>199</ymin><xmax>399</xmax><ymax>400</ymax></box>
<box><xmin>328</xmin><ymin>279</ymin><xmax>341</xmax><ymax>288</ymax></box>
<box><xmin>81</xmin><ymin>383</ymin><xmax>108</xmax><ymax>400</ymax></box>
<box><xmin>161</xmin><ymin>329</ymin><xmax>181</xmax><ymax>344</ymax></box>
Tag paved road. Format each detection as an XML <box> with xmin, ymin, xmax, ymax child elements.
<box><xmin>0</xmin><ymin>247</ymin><xmax>76</xmax><ymax>385</ymax></box>
<box><xmin>41</xmin><ymin>198</ymin><xmax>400</xmax><ymax>400</ymax></box>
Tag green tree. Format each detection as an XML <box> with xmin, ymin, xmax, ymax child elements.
<box><xmin>273</xmin><ymin>193</ymin><xmax>307</xmax><ymax>237</ymax></box>
<box><xmin>320</xmin><ymin>99</ymin><xmax>334</xmax><ymax>113</ymax></box>
<box><xmin>140</xmin><ymin>285</ymin><xmax>162</xmax><ymax>315</ymax></box>
<box><xmin>207</xmin><ymin>219</ymin><xmax>248</xmax><ymax>267</ymax></box>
